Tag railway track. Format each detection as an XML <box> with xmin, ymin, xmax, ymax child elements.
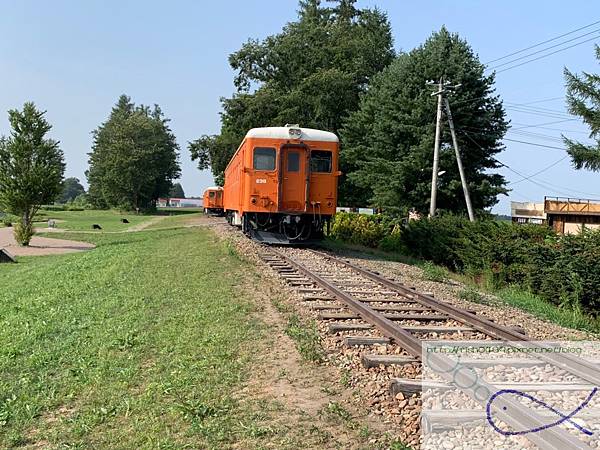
<box><xmin>259</xmin><ymin>245</ymin><xmax>600</xmax><ymax>450</ymax></box>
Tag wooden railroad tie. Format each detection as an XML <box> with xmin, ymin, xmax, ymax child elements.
<box><xmin>327</xmin><ymin>322</ymin><xmax>475</xmax><ymax>334</ymax></box>
<box><xmin>318</xmin><ymin>312</ymin><xmax>448</xmax><ymax>321</ymax></box>
<box><xmin>389</xmin><ymin>378</ymin><xmax>595</xmax><ymax>396</ymax></box>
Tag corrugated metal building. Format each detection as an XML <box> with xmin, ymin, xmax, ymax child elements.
<box><xmin>544</xmin><ymin>196</ymin><xmax>600</xmax><ymax>234</ymax></box>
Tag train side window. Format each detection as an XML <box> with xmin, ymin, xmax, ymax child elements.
<box><xmin>253</xmin><ymin>147</ymin><xmax>276</xmax><ymax>171</ymax></box>
<box><xmin>287</xmin><ymin>152</ymin><xmax>300</xmax><ymax>172</ymax></box>
<box><xmin>310</xmin><ymin>150</ymin><xmax>332</xmax><ymax>173</ymax></box>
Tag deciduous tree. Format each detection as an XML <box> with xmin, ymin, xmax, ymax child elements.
<box><xmin>87</xmin><ymin>95</ymin><xmax>181</xmax><ymax>210</ymax></box>
<box><xmin>190</xmin><ymin>0</ymin><xmax>394</xmax><ymax>184</ymax></box>
<box><xmin>58</xmin><ymin>177</ymin><xmax>85</xmax><ymax>203</ymax></box>
<box><xmin>169</xmin><ymin>182</ymin><xmax>185</xmax><ymax>198</ymax></box>
<box><xmin>0</xmin><ymin>103</ymin><xmax>65</xmax><ymax>245</ymax></box>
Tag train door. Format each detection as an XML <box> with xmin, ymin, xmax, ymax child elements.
<box><xmin>280</xmin><ymin>146</ymin><xmax>307</xmax><ymax>212</ymax></box>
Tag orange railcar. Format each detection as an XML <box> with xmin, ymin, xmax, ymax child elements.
<box><xmin>203</xmin><ymin>186</ymin><xmax>224</xmax><ymax>215</ymax></box>
<box><xmin>223</xmin><ymin>126</ymin><xmax>340</xmax><ymax>243</ymax></box>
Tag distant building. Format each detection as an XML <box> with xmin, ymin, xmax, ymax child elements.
<box><xmin>544</xmin><ymin>196</ymin><xmax>600</xmax><ymax>234</ymax></box>
<box><xmin>336</xmin><ymin>207</ymin><xmax>376</xmax><ymax>215</ymax></box>
<box><xmin>511</xmin><ymin>201</ymin><xmax>546</xmax><ymax>225</ymax></box>
<box><xmin>157</xmin><ymin>198</ymin><xmax>203</xmax><ymax>208</ymax></box>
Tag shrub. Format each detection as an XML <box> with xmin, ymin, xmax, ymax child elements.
<box><xmin>420</xmin><ymin>261</ymin><xmax>447</xmax><ymax>282</ymax></box>
<box><xmin>330</xmin><ymin>212</ymin><xmax>386</xmax><ymax>247</ymax></box>
<box><xmin>458</xmin><ymin>287</ymin><xmax>485</xmax><ymax>304</ymax></box>
<box><xmin>331</xmin><ymin>210</ymin><xmax>600</xmax><ymax>315</ymax></box>
<box><xmin>13</xmin><ymin>220</ymin><xmax>34</xmax><ymax>246</ymax></box>
<box><xmin>0</xmin><ymin>212</ymin><xmax>17</xmax><ymax>227</ymax></box>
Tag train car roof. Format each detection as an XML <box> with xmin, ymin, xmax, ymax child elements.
<box><xmin>204</xmin><ymin>186</ymin><xmax>222</xmax><ymax>191</ymax></box>
<box><xmin>245</xmin><ymin>126</ymin><xmax>339</xmax><ymax>143</ymax></box>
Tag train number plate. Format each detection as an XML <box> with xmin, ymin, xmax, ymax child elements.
<box><xmin>256</xmin><ymin>179</ymin><xmax>267</xmax><ymax>184</ymax></box>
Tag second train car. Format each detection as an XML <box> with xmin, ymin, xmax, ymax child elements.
<box><xmin>223</xmin><ymin>125</ymin><xmax>340</xmax><ymax>243</ymax></box>
<box><xmin>203</xmin><ymin>186</ymin><xmax>224</xmax><ymax>215</ymax></box>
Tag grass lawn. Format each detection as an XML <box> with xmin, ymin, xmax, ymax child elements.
<box><xmin>34</xmin><ymin>210</ymin><xmax>161</xmax><ymax>232</ymax></box>
<box><xmin>143</xmin><ymin>212</ymin><xmax>204</xmax><ymax>230</ymax></box>
<box><xmin>0</xmin><ymin>227</ymin><xmax>263</xmax><ymax>448</ymax></box>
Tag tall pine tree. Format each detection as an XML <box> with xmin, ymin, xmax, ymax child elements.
<box><xmin>189</xmin><ymin>0</ymin><xmax>394</xmax><ymax>185</ymax></box>
<box><xmin>563</xmin><ymin>45</ymin><xmax>600</xmax><ymax>171</ymax></box>
<box><xmin>342</xmin><ymin>28</ymin><xmax>508</xmax><ymax>213</ymax></box>
<box><xmin>87</xmin><ymin>95</ymin><xmax>181</xmax><ymax>210</ymax></box>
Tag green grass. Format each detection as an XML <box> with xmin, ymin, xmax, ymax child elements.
<box><xmin>496</xmin><ymin>287</ymin><xmax>600</xmax><ymax>335</ymax></box>
<box><xmin>34</xmin><ymin>209</ymin><xmax>160</xmax><ymax>232</ymax></box>
<box><xmin>284</xmin><ymin>315</ymin><xmax>324</xmax><ymax>363</ymax></box>
<box><xmin>157</xmin><ymin>207</ymin><xmax>204</xmax><ymax>214</ymax></box>
<box><xmin>0</xmin><ymin>227</ymin><xmax>265</xmax><ymax>448</ymax></box>
<box><xmin>419</xmin><ymin>261</ymin><xmax>448</xmax><ymax>283</ymax></box>
<box><xmin>144</xmin><ymin>212</ymin><xmax>203</xmax><ymax>230</ymax></box>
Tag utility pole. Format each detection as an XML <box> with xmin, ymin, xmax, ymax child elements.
<box><xmin>429</xmin><ymin>78</ymin><xmax>444</xmax><ymax>218</ymax></box>
<box><xmin>444</xmin><ymin>97</ymin><xmax>475</xmax><ymax>222</ymax></box>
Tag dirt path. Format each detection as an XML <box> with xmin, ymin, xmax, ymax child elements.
<box><xmin>126</xmin><ymin>216</ymin><xmax>168</xmax><ymax>232</ymax></box>
<box><xmin>0</xmin><ymin>227</ymin><xmax>95</xmax><ymax>257</ymax></box>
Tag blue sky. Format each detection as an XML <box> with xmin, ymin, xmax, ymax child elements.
<box><xmin>1</xmin><ymin>0</ymin><xmax>599</xmax><ymax>214</ymax></box>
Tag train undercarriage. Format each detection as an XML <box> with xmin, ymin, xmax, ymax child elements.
<box><xmin>226</xmin><ymin>211</ymin><xmax>330</xmax><ymax>245</ymax></box>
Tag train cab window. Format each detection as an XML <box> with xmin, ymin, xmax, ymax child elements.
<box><xmin>253</xmin><ymin>147</ymin><xmax>276</xmax><ymax>171</ymax></box>
<box><xmin>209</xmin><ymin>191</ymin><xmax>216</xmax><ymax>198</ymax></box>
<box><xmin>287</xmin><ymin>152</ymin><xmax>300</xmax><ymax>172</ymax></box>
<box><xmin>310</xmin><ymin>150</ymin><xmax>332</xmax><ymax>173</ymax></box>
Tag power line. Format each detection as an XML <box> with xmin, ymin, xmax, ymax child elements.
<box><xmin>484</xmin><ymin>19</ymin><xmax>600</xmax><ymax>64</ymax></box>
<box><xmin>511</xmin><ymin>119</ymin><xmax>579</xmax><ymax>130</ymax></box>
<box><xmin>487</xmin><ymin>27</ymin><xmax>600</xmax><ymax>71</ymax></box>
<box><xmin>461</xmin><ymin>128</ymin><xmax>569</xmax><ymax>152</ymax></box>
<box><xmin>509</xmin><ymin>156</ymin><xmax>569</xmax><ymax>185</ymax></box>
<box><xmin>505</xmin><ymin>103</ymin><xmax>571</xmax><ymax>116</ymax></box>
<box><xmin>503</xmin><ymin>138</ymin><xmax>567</xmax><ymax>151</ymax></box>
<box><xmin>506</xmin><ymin>96</ymin><xmax>564</xmax><ymax>106</ymax></box>
<box><xmin>495</xmin><ymin>35</ymin><xmax>600</xmax><ymax>74</ymax></box>
<box><xmin>511</xmin><ymin>122</ymin><xmax>590</xmax><ymax>134</ymax></box>
<box><xmin>460</xmin><ymin>129</ymin><xmax>599</xmax><ymax>197</ymax></box>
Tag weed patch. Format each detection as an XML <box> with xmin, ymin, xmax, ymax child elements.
<box><xmin>284</xmin><ymin>315</ymin><xmax>324</xmax><ymax>363</ymax></box>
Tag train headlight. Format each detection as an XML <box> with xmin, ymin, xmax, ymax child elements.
<box><xmin>288</xmin><ymin>127</ymin><xmax>302</xmax><ymax>138</ymax></box>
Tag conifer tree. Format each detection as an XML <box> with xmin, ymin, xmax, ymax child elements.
<box><xmin>342</xmin><ymin>28</ymin><xmax>508</xmax><ymax>212</ymax></box>
<box><xmin>563</xmin><ymin>45</ymin><xmax>600</xmax><ymax>171</ymax></box>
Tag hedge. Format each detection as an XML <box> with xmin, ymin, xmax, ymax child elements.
<box><xmin>329</xmin><ymin>213</ymin><xmax>600</xmax><ymax>314</ymax></box>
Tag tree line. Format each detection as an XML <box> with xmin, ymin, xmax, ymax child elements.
<box><xmin>190</xmin><ymin>0</ymin><xmax>600</xmax><ymax>214</ymax></box>
<box><xmin>1</xmin><ymin>0</ymin><xmax>599</xmax><ymax>246</ymax></box>
<box><xmin>0</xmin><ymin>96</ymin><xmax>183</xmax><ymax>245</ymax></box>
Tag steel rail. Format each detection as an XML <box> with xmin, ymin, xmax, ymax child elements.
<box><xmin>311</xmin><ymin>249</ymin><xmax>600</xmax><ymax>387</ymax></box>
<box><xmin>264</xmin><ymin>247</ymin><xmax>594</xmax><ymax>450</ymax></box>
<box><xmin>267</xmin><ymin>247</ymin><xmax>423</xmax><ymax>357</ymax></box>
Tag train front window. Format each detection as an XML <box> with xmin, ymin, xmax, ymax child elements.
<box><xmin>253</xmin><ymin>147</ymin><xmax>276</xmax><ymax>171</ymax></box>
<box><xmin>310</xmin><ymin>150</ymin><xmax>332</xmax><ymax>173</ymax></box>
<box><xmin>209</xmin><ymin>191</ymin><xmax>215</xmax><ymax>198</ymax></box>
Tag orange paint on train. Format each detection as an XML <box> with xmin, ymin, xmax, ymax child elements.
<box><xmin>223</xmin><ymin>126</ymin><xmax>340</xmax><ymax>241</ymax></box>
<box><xmin>203</xmin><ymin>186</ymin><xmax>223</xmax><ymax>214</ymax></box>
